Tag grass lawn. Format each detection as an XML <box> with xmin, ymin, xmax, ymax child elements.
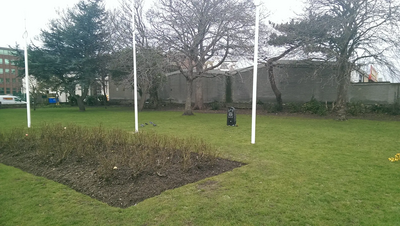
<box><xmin>1</xmin><ymin>106</ymin><xmax>399</xmax><ymax>225</ymax></box>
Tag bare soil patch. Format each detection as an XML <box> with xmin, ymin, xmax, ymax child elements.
<box><xmin>0</xmin><ymin>151</ymin><xmax>243</xmax><ymax>208</ymax></box>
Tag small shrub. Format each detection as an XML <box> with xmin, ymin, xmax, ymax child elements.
<box><xmin>262</xmin><ymin>103</ymin><xmax>279</xmax><ymax>113</ymax></box>
<box><xmin>388</xmin><ymin>102</ymin><xmax>400</xmax><ymax>115</ymax></box>
<box><xmin>98</xmin><ymin>95</ymin><xmax>108</xmax><ymax>105</ymax></box>
<box><xmin>68</xmin><ymin>96</ymin><xmax>78</xmax><ymax>106</ymax></box>
<box><xmin>302</xmin><ymin>96</ymin><xmax>327</xmax><ymax>116</ymax></box>
<box><xmin>369</xmin><ymin>103</ymin><xmax>386</xmax><ymax>114</ymax></box>
<box><xmin>347</xmin><ymin>102</ymin><xmax>366</xmax><ymax>116</ymax></box>
<box><xmin>286</xmin><ymin>102</ymin><xmax>303</xmax><ymax>113</ymax></box>
<box><xmin>85</xmin><ymin>95</ymin><xmax>99</xmax><ymax>106</ymax></box>
<box><xmin>368</xmin><ymin>103</ymin><xmax>400</xmax><ymax>115</ymax></box>
<box><xmin>210</xmin><ymin>101</ymin><xmax>220</xmax><ymax>110</ymax></box>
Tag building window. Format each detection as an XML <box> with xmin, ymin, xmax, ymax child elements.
<box><xmin>0</xmin><ymin>58</ymin><xmax>2</xmax><ymax>64</ymax></box>
<box><xmin>6</xmin><ymin>78</ymin><xmax>10</xmax><ymax>84</ymax></box>
<box><xmin>13</xmin><ymin>88</ymin><xmax>17</xmax><ymax>94</ymax></box>
<box><xmin>0</xmin><ymin>78</ymin><xmax>3</xmax><ymax>84</ymax></box>
<box><xmin>0</xmin><ymin>68</ymin><xmax>3</xmax><ymax>74</ymax></box>
<box><xmin>0</xmin><ymin>88</ymin><xmax>4</xmax><ymax>94</ymax></box>
<box><xmin>5</xmin><ymin>69</ymin><xmax>9</xmax><ymax>74</ymax></box>
<box><xmin>6</xmin><ymin>88</ymin><xmax>10</xmax><ymax>94</ymax></box>
<box><xmin>11</xmin><ymin>69</ymin><xmax>15</xmax><ymax>75</ymax></box>
<box><xmin>5</xmin><ymin>59</ymin><xmax>9</xmax><ymax>65</ymax></box>
<box><xmin>12</xmin><ymin>78</ymin><xmax>16</xmax><ymax>83</ymax></box>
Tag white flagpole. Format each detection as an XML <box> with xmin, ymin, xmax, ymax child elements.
<box><xmin>251</xmin><ymin>0</ymin><xmax>260</xmax><ymax>144</ymax></box>
<box><xmin>132</xmin><ymin>0</ymin><xmax>139</xmax><ymax>132</ymax></box>
<box><xmin>23</xmin><ymin>20</ymin><xmax>31</xmax><ymax>128</ymax></box>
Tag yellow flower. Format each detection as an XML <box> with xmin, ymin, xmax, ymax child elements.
<box><xmin>388</xmin><ymin>153</ymin><xmax>400</xmax><ymax>162</ymax></box>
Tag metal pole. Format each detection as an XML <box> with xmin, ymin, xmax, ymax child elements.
<box><xmin>251</xmin><ymin>0</ymin><xmax>260</xmax><ymax>144</ymax></box>
<box><xmin>23</xmin><ymin>22</ymin><xmax>31</xmax><ymax>128</ymax></box>
<box><xmin>132</xmin><ymin>0</ymin><xmax>139</xmax><ymax>132</ymax></box>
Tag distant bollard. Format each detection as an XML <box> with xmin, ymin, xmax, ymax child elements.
<box><xmin>227</xmin><ymin>107</ymin><xmax>236</xmax><ymax>126</ymax></box>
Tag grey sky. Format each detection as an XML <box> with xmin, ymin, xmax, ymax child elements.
<box><xmin>1</xmin><ymin>0</ymin><xmax>303</xmax><ymax>48</ymax></box>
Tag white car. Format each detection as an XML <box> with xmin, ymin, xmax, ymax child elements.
<box><xmin>0</xmin><ymin>95</ymin><xmax>27</xmax><ymax>105</ymax></box>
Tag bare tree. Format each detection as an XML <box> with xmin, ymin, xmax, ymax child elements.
<box><xmin>109</xmin><ymin>0</ymin><xmax>148</xmax><ymax>48</ymax></box>
<box><xmin>303</xmin><ymin>0</ymin><xmax>400</xmax><ymax>120</ymax></box>
<box><xmin>109</xmin><ymin>0</ymin><xmax>167</xmax><ymax>110</ymax></box>
<box><xmin>148</xmin><ymin>0</ymin><xmax>255</xmax><ymax>115</ymax></box>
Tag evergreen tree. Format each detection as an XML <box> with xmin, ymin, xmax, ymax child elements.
<box><xmin>20</xmin><ymin>0</ymin><xmax>110</xmax><ymax>111</ymax></box>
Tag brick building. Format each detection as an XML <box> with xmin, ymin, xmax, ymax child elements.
<box><xmin>0</xmin><ymin>47</ymin><xmax>22</xmax><ymax>95</ymax></box>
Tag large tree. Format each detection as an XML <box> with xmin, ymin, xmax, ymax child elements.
<box><xmin>108</xmin><ymin>47</ymin><xmax>167</xmax><ymax>110</ymax></box>
<box><xmin>108</xmin><ymin>0</ymin><xmax>167</xmax><ymax>110</ymax></box>
<box><xmin>264</xmin><ymin>18</ymin><xmax>331</xmax><ymax>111</ymax></box>
<box><xmin>20</xmin><ymin>0</ymin><xmax>110</xmax><ymax>111</ymax></box>
<box><xmin>148</xmin><ymin>0</ymin><xmax>255</xmax><ymax>115</ymax></box>
<box><xmin>303</xmin><ymin>0</ymin><xmax>400</xmax><ymax>120</ymax></box>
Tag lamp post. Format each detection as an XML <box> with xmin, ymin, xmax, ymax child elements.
<box><xmin>23</xmin><ymin>24</ymin><xmax>31</xmax><ymax>128</ymax></box>
<box><xmin>132</xmin><ymin>0</ymin><xmax>139</xmax><ymax>133</ymax></box>
<box><xmin>251</xmin><ymin>0</ymin><xmax>260</xmax><ymax>144</ymax></box>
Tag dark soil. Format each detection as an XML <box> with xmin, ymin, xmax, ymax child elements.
<box><xmin>0</xmin><ymin>151</ymin><xmax>243</xmax><ymax>208</ymax></box>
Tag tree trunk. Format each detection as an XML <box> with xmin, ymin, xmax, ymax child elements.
<box><xmin>77</xmin><ymin>97</ymin><xmax>86</xmax><ymax>111</ymax></box>
<box><xmin>193</xmin><ymin>78</ymin><xmax>204</xmax><ymax>110</ymax></box>
<box><xmin>151</xmin><ymin>90</ymin><xmax>159</xmax><ymax>109</ymax></box>
<box><xmin>268</xmin><ymin>63</ymin><xmax>283</xmax><ymax>111</ymax></box>
<box><xmin>138</xmin><ymin>85</ymin><xmax>149</xmax><ymax>111</ymax></box>
<box><xmin>32</xmin><ymin>93</ymin><xmax>37</xmax><ymax>111</ymax></box>
<box><xmin>264</xmin><ymin>46</ymin><xmax>297</xmax><ymax>112</ymax></box>
<box><xmin>77</xmin><ymin>86</ymin><xmax>90</xmax><ymax>112</ymax></box>
<box><xmin>183</xmin><ymin>79</ymin><xmax>194</xmax><ymax>115</ymax></box>
<box><xmin>335</xmin><ymin>62</ymin><xmax>350</xmax><ymax>121</ymax></box>
<box><xmin>138</xmin><ymin>94</ymin><xmax>146</xmax><ymax>111</ymax></box>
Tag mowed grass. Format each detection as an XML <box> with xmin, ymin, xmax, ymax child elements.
<box><xmin>1</xmin><ymin>107</ymin><xmax>400</xmax><ymax>225</ymax></box>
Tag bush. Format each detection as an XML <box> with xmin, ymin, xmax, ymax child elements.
<box><xmin>347</xmin><ymin>102</ymin><xmax>366</xmax><ymax>116</ymax></box>
<box><xmin>262</xmin><ymin>103</ymin><xmax>280</xmax><ymax>113</ymax></box>
<box><xmin>85</xmin><ymin>95</ymin><xmax>99</xmax><ymax>106</ymax></box>
<box><xmin>302</xmin><ymin>96</ymin><xmax>327</xmax><ymax>116</ymax></box>
<box><xmin>97</xmin><ymin>95</ymin><xmax>108</xmax><ymax>105</ymax></box>
<box><xmin>387</xmin><ymin>102</ymin><xmax>400</xmax><ymax>115</ymax></box>
<box><xmin>0</xmin><ymin>124</ymin><xmax>219</xmax><ymax>180</ymax></box>
<box><xmin>210</xmin><ymin>101</ymin><xmax>220</xmax><ymax>110</ymax></box>
<box><xmin>368</xmin><ymin>103</ymin><xmax>400</xmax><ymax>115</ymax></box>
<box><xmin>369</xmin><ymin>103</ymin><xmax>385</xmax><ymax>114</ymax></box>
<box><xmin>68</xmin><ymin>96</ymin><xmax>78</xmax><ymax>106</ymax></box>
<box><xmin>286</xmin><ymin>102</ymin><xmax>303</xmax><ymax>113</ymax></box>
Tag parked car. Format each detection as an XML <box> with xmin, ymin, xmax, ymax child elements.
<box><xmin>0</xmin><ymin>95</ymin><xmax>27</xmax><ymax>105</ymax></box>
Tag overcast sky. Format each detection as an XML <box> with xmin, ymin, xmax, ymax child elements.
<box><xmin>1</xmin><ymin>0</ymin><xmax>304</xmax><ymax>48</ymax></box>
